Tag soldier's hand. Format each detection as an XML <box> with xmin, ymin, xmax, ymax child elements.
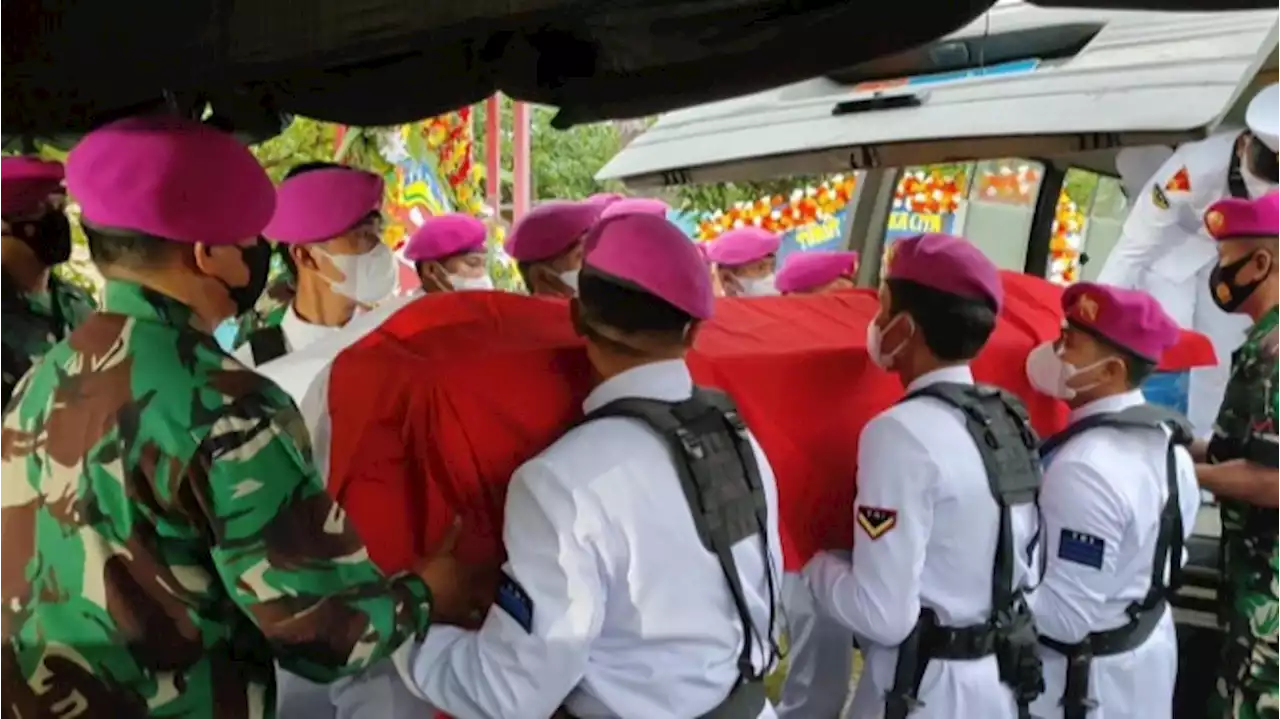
<box><xmin>415</xmin><ymin>518</ymin><xmax>484</xmax><ymax>626</ymax></box>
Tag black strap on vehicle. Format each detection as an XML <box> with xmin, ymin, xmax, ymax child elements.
<box><xmin>885</xmin><ymin>382</ymin><xmax>1045</xmax><ymax>719</ymax></box>
<box><xmin>1037</xmin><ymin>404</ymin><xmax>1191</xmax><ymax>719</ymax></box>
<box><xmin>247</xmin><ymin>325</ymin><xmax>289</xmax><ymax>366</ymax></box>
<box><xmin>574</xmin><ymin>387</ymin><xmax>779</xmax><ymax>719</ymax></box>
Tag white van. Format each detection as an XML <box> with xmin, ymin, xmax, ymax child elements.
<box><xmin>598</xmin><ymin>3</ymin><xmax>1278</xmax><ymax>713</ymax></box>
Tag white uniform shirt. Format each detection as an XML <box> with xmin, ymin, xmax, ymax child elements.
<box><xmin>368</xmin><ymin>359</ymin><xmax>785</xmax><ymax>719</ymax></box>
<box><xmin>804</xmin><ymin>365</ymin><xmax>1040</xmax><ymax>719</ymax></box>
<box><xmin>1029</xmin><ymin>390</ymin><xmax>1199</xmax><ymax>719</ymax></box>
<box><xmin>1095</xmin><ymin>131</ymin><xmax>1254</xmax><ymax>437</ymax></box>
<box><xmin>232</xmin><ymin>302</ymin><xmax>343</xmax><ymax>367</ymax></box>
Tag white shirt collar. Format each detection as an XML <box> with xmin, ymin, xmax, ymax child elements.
<box><xmin>281</xmin><ymin>302</ymin><xmax>344</xmax><ymax>356</ymax></box>
<box><xmin>905</xmin><ymin>364</ymin><xmax>975</xmax><ymax>393</ymax></box>
<box><xmin>583</xmin><ymin>359</ymin><xmax>695</xmax><ymax>414</ymax></box>
<box><xmin>1068</xmin><ymin>389</ymin><xmax>1146</xmax><ymax>424</ymax></box>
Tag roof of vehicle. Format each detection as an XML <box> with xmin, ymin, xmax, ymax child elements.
<box><xmin>597</xmin><ymin>6</ymin><xmax>1279</xmax><ymax>186</ymax></box>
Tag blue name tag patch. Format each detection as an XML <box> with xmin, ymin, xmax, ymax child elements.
<box><xmin>496</xmin><ymin>571</ymin><xmax>534</xmax><ymax>633</ymax></box>
<box><xmin>1058</xmin><ymin>529</ymin><xmax>1105</xmax><ymax>570</ymax></box>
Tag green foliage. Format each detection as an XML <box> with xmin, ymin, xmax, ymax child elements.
<box><xmin>249</xmin><ymin>118</ymin><xmax>340</xmax><ymax>183</ymax></box>
<box><xmin>473</xmin><ymin>97</ymin><xmax>628</xmax><ymax>202</ymax></box>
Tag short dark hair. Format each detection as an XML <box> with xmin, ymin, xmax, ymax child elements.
<box><xmin>284</xmin><ymin>161</ymin><xmax>345</xmax><ymax>180</ymax></box>
<box><xmin>886</xmin><ymin>278</ymin><xmax>996</xmax><ymax>362</ymax></box>
<box><xmin>83</xmin><ymin>223</ymin><xmax>176</xmax><ymax>268</ymax></box>
<box><xmin>1123</xmin><ymin>354</ymin><xmax>1157</xmax><ymax>388</ymax></box>
<box><xmin>578</xmin><ymin>269</ymin><xmax>692</xmax><ymax>337</ymax></box>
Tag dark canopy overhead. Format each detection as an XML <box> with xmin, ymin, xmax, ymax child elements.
<box><xmin>3</xmin><ymin>0</ymin><xmax>1273</xmax><ymax>142</ymax></box>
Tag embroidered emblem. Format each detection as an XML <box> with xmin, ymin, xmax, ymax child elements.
<box><xmin>1164</xmin><ymin>166</ymin><xmax>1192</xmax><ymax>193</ymax></box>
<box><xmin>1058</xmin><ymin>529</ymin><xmax>1105</xmax><ymax>570</ymax></box>
<box><xmin>1151</xmin><ymin>184</ymin><xmax>1170</xmax><ymax>210</ymax></box>
<box><xmin>856</xmin><ymin>506</ymin><xmax>898</xmax><ymax>540</ymax></box>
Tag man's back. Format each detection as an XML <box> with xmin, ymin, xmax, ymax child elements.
<box><xmin>1</xmin><ymin>280</ymin><xmax>429</xmax><ymax>718</ymax></box>
<box><xmin>536</xmin><ymin>360</ymin><xmax>782</xmax><ymax>718</ymax></box>
<box><xmin>846</xmin><ymin>367</ymin><xmax>1038</xmax><ymax>719</ymax></box>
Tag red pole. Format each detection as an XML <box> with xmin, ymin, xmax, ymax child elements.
<box><xmin>485</xmin><ymin>95</ymin><xmax>502</xmax><ymax>219</ymax></box>
<box><xmin>512</xmin><ymin>101</ymin><xmax>532</xmax><ymax>222</ymax></box>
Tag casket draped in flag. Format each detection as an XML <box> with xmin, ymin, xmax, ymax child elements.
<box><xmin>261</xmin><ymin>272</ymin><xmax>1215</xmax><ymax>576</ymax></box>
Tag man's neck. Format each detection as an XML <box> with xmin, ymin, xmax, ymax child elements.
<box><xmin>294</xmin><ymin>272</ymin><xmax>356</xmax><ymax>327</ymax></box>
<box><xmin>1243</xmin><ymin>281</ymin><xmax>1278</xmax><ymax>324</ymax></box>
<box><xmin>99</xmin><ymin>266</ymin><xmax>219</xmax><ymax>335</ymax></box>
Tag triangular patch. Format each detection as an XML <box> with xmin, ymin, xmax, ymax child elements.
<box><xmin>856</xmin><ymin>506</ymin><xmax>898</xmax><ymax>540</ymax></box>
<box><xmin>1164</xmin><ymin>167</ymin><xmax>1192</xmax><ymax>193</ymax></box>
<box><xmin>1151</xmin><ymin>184</ymin><xmax>1170</xmax><ymax>210</ymax></box>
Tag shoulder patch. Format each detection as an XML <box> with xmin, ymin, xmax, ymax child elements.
<box><xmin>495</xmin><ymin>571</ymin><xmax>534</xmax><ymax>633</ymax></box>
<box><xmin>1164</xmin><ymin>166</ymin><xmax>1192</xmax><ymax>193</ymax></box>
<box><xmin>856</xmin><ymin>506</ymin><xmax>898</xmax><ymax>540</ymax></box>
<box><xmin>1150</xmin><ymin>183</ymin><xmax>1170</xmax><ymax>210</ymax></box>
<box><xmin>1057</xmin><ymin>529</ymin><xmax>1105</xmax><ymax>570</ymax></box>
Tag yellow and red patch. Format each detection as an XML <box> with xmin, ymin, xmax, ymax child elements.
<box><xmin>1164</xmin><ymin>167</ymin><xmax>1192</xmax><ymax>193</ymax></box>
<box><xmin>856</xmin><ymin>506</ymin><xmax>898</xmax><ymax>540</ymax></box>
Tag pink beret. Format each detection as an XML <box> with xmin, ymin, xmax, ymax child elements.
<box><xmin>262</xmin><ymin>167</ymin><xmax>383</xmax><ymax>245</ymax></box>
<box><xmin>599</xmin><ymin>197</ymin><xmax>670</xmax><ymax>220</ymax></box>
<box><xmin>1204</xmin><ymin>191</ymin><xmax>1278</xmax><ymax>241</ymax></box>
<box><xmin>1063</xmin><ymin>282</ymin><xmax>1179</xmax><ymax>362</ymax></box>
<box><xmin>776</xmin><ymin>250</ymin><xmax>860</xmax><ymax>294</ymax></box>
<box><xmin>504</xmin><ymin>200</ymin><xmax>602</xmax><ymax>262</ymax></box>
<box><xmin>585</xmin><ymin>192</ymin><xmax>624</xmax><ymax>210</ymax></box>
<box><xmin>1</xmin><ymin>157</ymin><xmax>64</xmax><ymax>216</ymax></box>
<box><xmin>885</xmin><ymin>233</ymin><xmax>1002</xmax><ymax>310</ymax></box>
<box><xmin>404</xmin><ymin>213</ymin><xmax>487</xmax><ymax>262</ymax></box>
<box><xmin>706</xmin><ymin>227</ymin><xmax>782</xmax><ymax>267</ymax></box>
<box><xmin>67</xmin><ymin>116</ymin><xmax>274</xmax><ymax>245</ymax></box>
<box><xmin>584</xmin><ymin>213</ymin><xmax>713</xmax><ymax>320</ymax></box>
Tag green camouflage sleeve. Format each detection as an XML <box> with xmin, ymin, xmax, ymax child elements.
<box><xmin>190</xmin><ymin>402</ymin><xmax>432</xmax><ymax>683</ymax></box>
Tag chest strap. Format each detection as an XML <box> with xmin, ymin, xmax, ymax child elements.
<box><xmin>247</xmin><ymin>325</ymin><xmax>289</xmax><ymax>366</ymax></box>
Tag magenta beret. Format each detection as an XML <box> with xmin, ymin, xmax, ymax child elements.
<box><xmin>884</xmin><ymin>233</ymin><xmax>1002</xmax><ymax>310</ymax></box>
<box><xmin>1</xmin><ymin>157</ymin><xmax>64</xmax><ymax>216</ymax></box>
<box><xmin>776</xmin><ymin>250</ymin><xmax>860</xmax><ymax>294</ymax></box>
<box><xmin>584</xmin><ymin>213</ymin><xmax>713</xmax><ymax>320</ymax></box>
<box><xmin>263</xmin><ymin>167</ymin><xmax>383</xmax><ymax>245</ymax></box>
<box><xmin>404</xmin><ymin>213</ymin><xmax>487</xmax><ymax>262</ymax></box>
<box><xmin>1204</xmin><ymin>191</ymin><xmax>1279</xmax><ymax>241</ymax></box>
<box><xmin>504</xmin><ymin>200</ymin><xmax>601</xmax><ymax>262</ymax></box>
<box><xmin>706</xmin><ymin>227</ymin><xmax>782</xmax><ymax>267</ymax></box>
<box><xmin>599</xmin><ymin>197</ymin><xmax>670</xmax><ymax>220</ymax></box>
<box><xmin>1062</xmin><ymin>282</ymin><xmax>1179</xmax><ymax>362</ymax></box>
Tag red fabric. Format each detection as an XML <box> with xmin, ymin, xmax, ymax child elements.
<box><xmin>325</xmin><ymin>272</ymin><xmax>1216</xmax><ymax>577</ymax></box>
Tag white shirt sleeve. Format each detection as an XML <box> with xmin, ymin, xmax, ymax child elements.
<box><xmin>1028</xmin><ymin>457</ymin><xmax>1129</xmax><ymax>644</ymax></box>
<box><xmin>1096</xmin><ymin>151</ymin><xmax>1199</xmax><ymax>289</ymax></box>
<box><xmin>297</xmin><ymin>360</ymin><xmax>333</xmax><ymax>480</ymax></box>
<box><xmin>803</xmin><ymin>413</ymin><xmax>935</xmax><ymax>647</ymax></box>
<box><xmin>401</xmin><ymin>459</ymin><xmax>606</xmax><ymax>719</ymax></box>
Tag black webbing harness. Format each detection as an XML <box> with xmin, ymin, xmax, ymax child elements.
<box><xmin>886</xmin><ymin>382</ymin><xmax>1046</xmax><ymax>719</ymax></box>
<box><xmin>247</xmin><ymin>325</ymin><xmax>289</xmax><ymax>366</ymax></box>
<box><xmin>574</xmin><ymin>387</ymin><xmax>781</xmax><ymax>719</ymax></box>
<box><xmin>1036</xmin><ymin>404</ymin><xmax>1192</xmax><ymax>719</ymax></box>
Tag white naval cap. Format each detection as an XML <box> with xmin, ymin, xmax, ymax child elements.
<box><xmin>1246</xmin><ymin>83</ymin><xmax>1279</xmax><ymax>153</ymax></box>
<box><xmin>1115</xmin><ymin>146</ymin><xmax>1174</xmax><ymax>198</ymax></box>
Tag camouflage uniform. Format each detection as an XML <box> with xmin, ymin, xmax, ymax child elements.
<box><xmin>0</xmin><ymin>280</ymin><xmax>431</xmax><ymax>718</ymax></box>
<box><xmin>230</xmin><ymin>266</ymin><xmax>295</xmax><ymax>350</ymax></box>
<box><xmin>1209</xmin><ymin>305</ymin><xmax>1280</xmax><ymax>719</ymax></box>
<box><xmin>1</xmin><ymin>269</ymin><xmax>96</xmax><ymax>407</ymax></box>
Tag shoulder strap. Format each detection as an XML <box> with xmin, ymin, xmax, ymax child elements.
<box><xmin>1040</xmin><ymin>404</ymin><xmax>1192</xmax><ymax>458</ymax></box>
<box><xmin>903</xmin><ymin>382</ymin><xmax>1043</xmax><ymax>616</ymax></box>
<box><xmin>577</xmin><ymin>387</ymin><xmax>779</xmax><ymax>685</ymax></box>
<box><xmin>248</xmin><ymin>326</ymin><xmax>289</xmax><ymax>365</ymax></box>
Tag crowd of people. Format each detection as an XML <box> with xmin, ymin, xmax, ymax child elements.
<box><xmin>0</xmin><ymin>91</ymin><xmax>1275</xmax><ymax>719</ymax></box>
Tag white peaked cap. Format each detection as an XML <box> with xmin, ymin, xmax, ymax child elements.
<box><xmin>1246</xmin><ymin>83</ymin><xmax>1279</xmax><ymax>153</ymax></box>
<box><xmin>1115</xmin><ymin>146</ymin><xmax>1174</xmax><ymax>198</ymax></box>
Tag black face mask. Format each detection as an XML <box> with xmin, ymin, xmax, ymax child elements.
<box><xmin>11</xmin><ymin>211</ymin><xmax>73</xmax><ymax>267</ymax></box>
<box><xmin>1209</xmin><ymin>250</ymin><xmax>1271</xmax><ymax>313</ymax></box>
<box><xmin>225</xmin><ymin>238</ymin><xmax>272</xmax><ymax>316</ymax></box>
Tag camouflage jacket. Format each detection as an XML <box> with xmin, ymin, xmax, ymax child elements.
<box><xmin>0</xmin><ymin>280</ymin><xmax>431</xmax><ymax>718</ymax></box>
<box><xmin>1</xmin><ymin>269</ymin><xmax>96</xmax><ymax>408</ymax></box>
<box><xmin>1209</xmin><ymin>304</ymin><xmax>1279</xmax><ymax>709</ymax></box>
<box><xmin>230</xmin><ymin>269</ymin><xmax>295</xmax><ymax>350</ymax></box>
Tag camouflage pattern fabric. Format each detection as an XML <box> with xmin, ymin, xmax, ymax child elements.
<box><xmin>1209</xmin><ymin>305</ymin><xmax>1279</xmax><ymax>719</ymax></box>
<box><xmin>0</xmin><ymin>280</ymin><xmax>431</xmax><ymax>718</ymax></box>
<box><xmin>1</xmin><ymin>270</ymin><xmax>96</xmax><ymax>407</ymax></box>
<box><xmin>230</xmin><ymin>272</ymin><xmax>294</xmax><ymax>350</ymax></box>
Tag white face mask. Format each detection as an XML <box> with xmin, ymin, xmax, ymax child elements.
<box><xmin>740</xmin><ymin>274</ymin><xmax>779</xmax><ymax>297</ymax></box>
<box><xmin>558</xmin><ymin>269</ymin><xmax>580</xmax><ymax>294</ymax></box>
<box><xmin>1241</xmin><ymin>163</ymin><xmax>1277</xmax><ymax>200</ymax></box>
<box><xmin>316</xmin><ymin>244</ymin><xmax>396</xmax><ymax>305</ymax></box>
<box><xmin>1024</xmin><ymin>341</ymin><xmax>1109</xmax><ymax>400</ymax></box>
<box><xmin>450</xmin><ymin>274</ymin><xmax>494</xmax><ymax>292</ymax></box>
<box><xmin>866</xmin><ymin>313</ymin><xmax>912</xmax><ymax>370</ymax></box>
